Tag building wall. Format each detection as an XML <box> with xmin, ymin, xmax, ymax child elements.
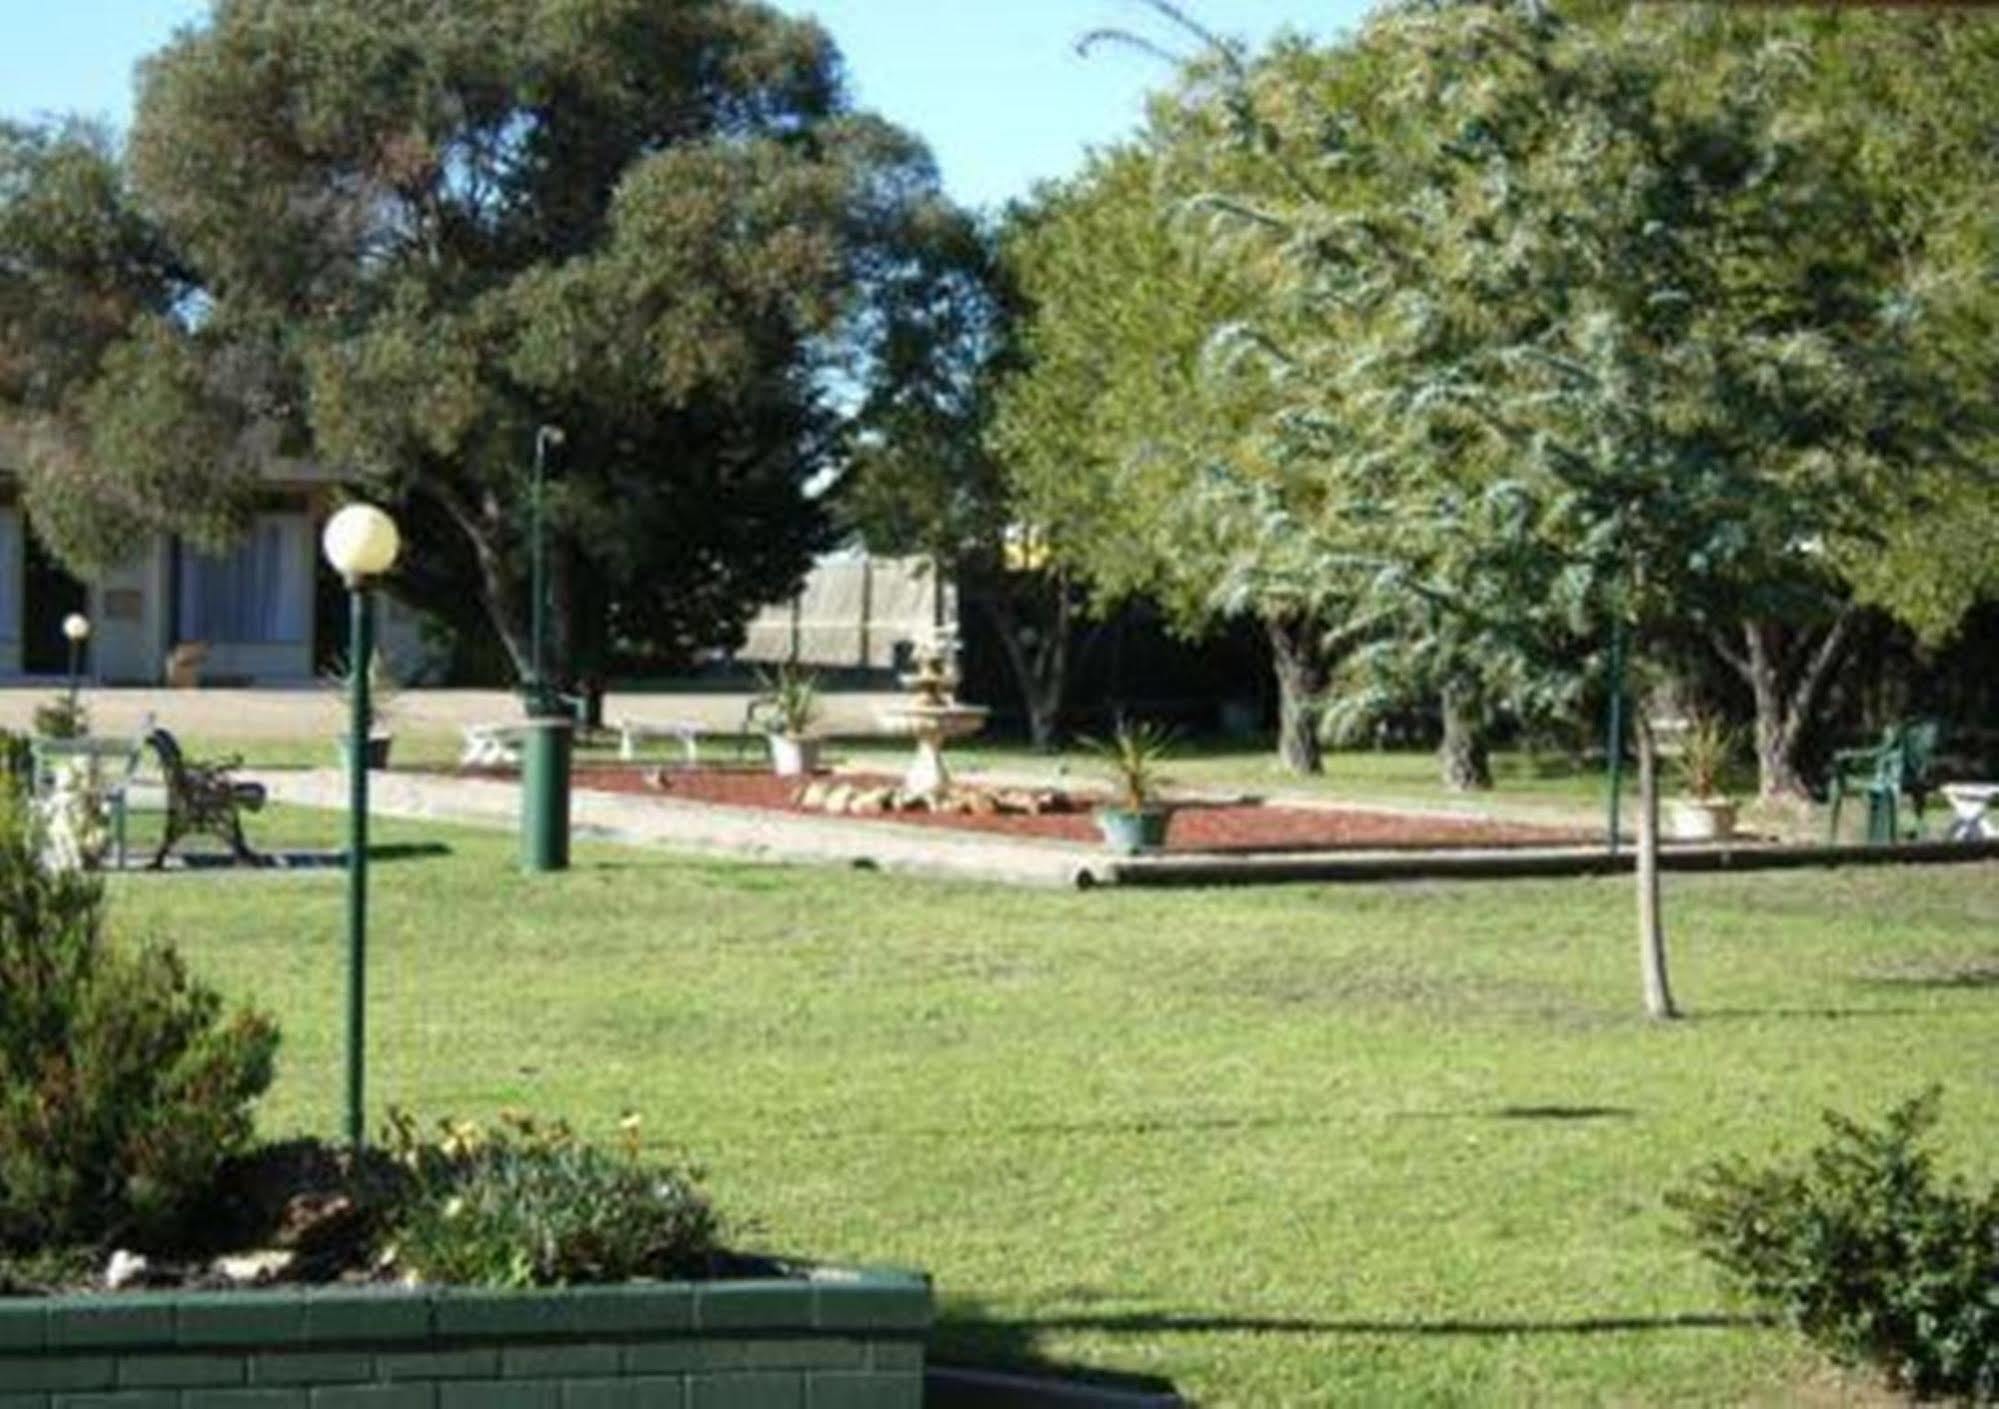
<box><xmin>738</xmin><ymin>553</ymin><xmax>950</xmax><ymax>671</ymax></box>
<box><xmin>90</xmin><ymin>536</ymin><xmax>169</xmax><ymax>684</ymax></box>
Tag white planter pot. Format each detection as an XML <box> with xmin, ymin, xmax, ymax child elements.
<box><xmin>768</xmin><ymin>734</ymin><xmax>820</xmax><ymax>778</ymax></box>
<box><xmin>1667</xmin><ymin>796</ymin><xmax>1738</xmax><ymax>842</ymax></box>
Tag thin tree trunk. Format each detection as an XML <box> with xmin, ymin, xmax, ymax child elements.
<box><xmin>1438</xmin><ymin>684</ymin><xmax>1493</xmax><ymax>791</ymax></box>
<box><xmin>1265</xmin><ymin>613</ymin><xmax>1328</xmax><ymax>776</ymax></box>
<box><xmin>433</xmin><ymin>484</ymin><xmax>532</xmax><ymax>684</ymax></box>
<box><xmin>1634</xmin><ymin>711</ymin><xmax>1679</xmax><ymax>1021</ymax></box>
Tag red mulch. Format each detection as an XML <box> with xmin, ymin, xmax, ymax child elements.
<box><xmin>563</xmin><ymin>765</ymin><xmax>1591</xmax><ymax>854</ymax></box>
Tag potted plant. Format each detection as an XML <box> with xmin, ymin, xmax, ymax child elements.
<box><xmin>1087</xmin><ymin>719</ymin><xmax>1175</xmax><ymax>854</ymax></box>
<box><xmin>325</xmin><ymin>647</ymin><xmax>399</xmax><ymax>770</ymax></box>
<box><xmin>1667</xmin><ymin>711</ymin><xmax>1739</xmax><ymax>841</ymax></box>
<box><xmin>748</xmin><ymin>663</ymin><xmax>821</xmax><ymax>776</ymax></box>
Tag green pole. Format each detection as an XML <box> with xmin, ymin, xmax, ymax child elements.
<box><xmin>345</xmin><ymin>584</ymin><xmax>373</xmax><ymax>1150</ymax></box>
<box><xmin>522</xmin><ymin>425</ymin><xmax>571</xmax><ymax>872</ymax></box>
<box><xmin>531</xmin><ymin>429</ymin><xmax>550</xmax><ymax>704</ymax></box>
<box><xmin>1605</xmin><ymin>621</ymin><xmax>1626</xmax><ymax>857</ymax></box>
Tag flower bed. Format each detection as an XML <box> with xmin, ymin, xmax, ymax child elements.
<box><xmin>0</xmin><ymin>1269</ymin><xmax>930</xmax><ymax>1403</ymax></box>
<box><xmin>582</xmin><ymin>766</ymin><xmax>1591</xmax><ymax>852</ymax></box>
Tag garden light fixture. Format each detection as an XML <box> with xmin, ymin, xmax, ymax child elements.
<box><xmin>321</xmin><ymin>502</ymin><xmax>401</xmax><ymax>1150</ymax></box>
<box><xmin>62</xmin><ymin>613</ymin><xmax>90</xmax><ymax>709</ymax></box>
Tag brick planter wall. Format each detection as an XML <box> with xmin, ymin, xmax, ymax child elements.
<box><xmin>0</xmin><ymin>1267</ymin><xmax>929</xmax><ymax>1406</ymax></box>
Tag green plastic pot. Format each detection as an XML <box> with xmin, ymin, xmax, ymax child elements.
<box><xmin>1094</xmin><ymin>805</ymin><xmax>1171</xmax><ymax>855</ymax></box>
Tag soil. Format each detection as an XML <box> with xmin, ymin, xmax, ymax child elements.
<box><xmin>565</xmin><ymin>765</ymin><xmax>1592</xmax><ymax>853</ymax></box>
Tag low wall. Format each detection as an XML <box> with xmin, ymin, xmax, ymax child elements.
<box><xmin>0</xmin><ymin>1268</ymin><xmax>929</xmax><ymax>1405</ymax></box>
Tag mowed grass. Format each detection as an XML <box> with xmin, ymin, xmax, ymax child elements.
<box><xmin>105</xmin><ymin>805</ymin><xmax>1999</xmax><ymax>1406</ymax></box>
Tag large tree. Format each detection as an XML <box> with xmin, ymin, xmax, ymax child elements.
<box><xmin>3</xmin><ymin>0</ymin><xmax>962</xmax><ymax>690</ymax></box>
<box><xmin>992</xmin><ymin>136</ymin><xmax>1363</xmax><ymax>775</ymax></box>
<box><xmin>1170</xmin><ymin>0</ymin><xmax>1993</xmax><ymax>1014</ymax></box>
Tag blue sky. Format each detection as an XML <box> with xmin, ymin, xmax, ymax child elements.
<box><xmin>0</xmin><ymin>0</ymin><xmax>1367</xmax><ymax>211</ymax></box>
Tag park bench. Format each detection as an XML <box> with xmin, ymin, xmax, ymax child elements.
<box><xmin>615</xmin><ymin>717</ymin><xmax>704</xmax><ymax>765</ymax></box>
<box><xmin>1826</xmin><ymin>719</ymin><xmax>1940</xmax><ymax>844</ymax></box>
<box><xmin>145</xmin><ymin>727</ymin><xmax>265</xmax><ymax>869</ymax></box>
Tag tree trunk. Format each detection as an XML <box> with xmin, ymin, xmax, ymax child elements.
<box><xmin>433</xmin><ymin>485</ymin><xmax>533</xmax><ymax>685</ymax></box>
<box><xmin>1438</xmin><ymin>685</ymin><xmax>1493</xmax><ymax>791</ymax></box>
<box><xmin>1634</xmin><ymin>711</ymin><xmax>1679</xmax><ymax>1021</ymax></box>
<box><xmin>1265</xmin><ymin>613</ymin><xmax>1328</xmax><ymax>776</ymax></box>
<box><xmin>1712</xmin><ymin>612</ymin><xmax>1855</xmax><ymax>804</ymax></box>
<box><xmin>979</xmin><ymin>569</ymin><xmax>1090</xmax><ymax>753</ymax></box>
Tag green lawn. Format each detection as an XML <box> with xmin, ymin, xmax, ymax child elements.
<box><xmin>103</xmin><ymin>804</ymin><xmax>1999</xmax><ymax>1405</ymax></box>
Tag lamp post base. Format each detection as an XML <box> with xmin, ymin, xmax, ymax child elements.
<box><xmin>521</xmin><ymin>716</ymin><xmax>574</xmax><ymax>873</ymax></box>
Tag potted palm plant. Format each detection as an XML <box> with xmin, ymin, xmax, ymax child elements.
<box><xmin>1087</xmin><ymin>719</ymin><xmax>1175</xmax><ymax>854</ymax></box>
<box><xmin>1667</xmin><ymin>711</ymin><xmax>1739</xmax><ymax>841</ymax></box>
<box><xmin>326</xmin><ymin>647</ymin><xmax>400</xmax><ymax>770</ymax></box>
<box><xmin>748</xmin><ymin>664</ymin><xmax>821</xmax><ymax>777</ymax></box>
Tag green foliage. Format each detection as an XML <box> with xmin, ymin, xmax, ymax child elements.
<box><xmin>746</xmin><ymin>664</ymin><xmax>820</xmax><ymax>737</ymax></box>
<box><xmin>0</xmin><ymin>731</ymin><xmax>32</xmax><ymax>787</ymax></box>
<box><xmin>381</xmin><ymin>1109</ymin><xmax>719</xmax><ymax>1288</ymax></box>
<box><xmin>1083</xmin><ymin>719</ymin><xmax>1175</xmax><ymax>810</ymax></box>
<box><xmin>4</xmin><ymin>0</ymin><xmax>968</xmax><ymax>680</ymax></box>
<box><xmin>1670</xmin><ymin>1090</ymin><xmax>1999</xmax><ymax>1402</ymax></box>
<box><xmin>0</xmin><ymin>782</ymin><xmax>278</xmax><ymax>1250</ymax></box>
<box><xmin>31</xmin><ymin>694</ymin><xmax>87</xmax><ymax>740</ymax></box>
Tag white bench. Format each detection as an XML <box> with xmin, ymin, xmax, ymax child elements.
<box><xmin>615</xmin><ymin>718</ymin><xmax>704</xmax><ymax>765</ymax></box>
<box><xmin>459</xmin><ymin>723</ymin><xmax>530</xmax><ymax>768</ymax></box>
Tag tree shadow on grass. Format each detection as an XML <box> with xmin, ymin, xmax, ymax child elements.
<box><xmin>821</xmin><ymin>1104</ymin><xmax>1636</xmax><ymax>1143</ymax></box>
<box><xmin>1690</xmin><ymin>1005</ymin><xmax>1929</xmax><ymax>1022</ymax></box>
<box><xmin>1855</xmin><ymin>963</ymin><xmax>1999</xmax><ymax>991</ymax></box>
<box><xmin>972</xmin><ymin>1309</ymin><xmax>1766</xmax><ymax>1339</ymax></box>
<box><xmin>932</xmin><ymin>1298</ymin><xmax>1763</xmax><ymax>1404</ymax></box>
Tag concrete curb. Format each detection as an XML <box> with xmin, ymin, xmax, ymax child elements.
<box><xmin>1101</xmin><ymin>836</ymin><xmax>1999</xmax><ymax>887</ymax></box>
<box><xmin>256</xmin><ymin>769</ymin><xmax>1097</xmax><ymax>890</ymax></box>
<box><xmin>252</xmin><ymin>769</ymin><xmax>1999</xmax><ymax>892</ymax></box>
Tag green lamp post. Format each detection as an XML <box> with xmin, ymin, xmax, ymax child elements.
<box><xmin>61</xmin><ymin>612</ymin><xmax>90</xmax><ymax>718</ymax></box>
<box><xmin>321</xmin><ymin>503</ymin><xmax>401</xmax><ymax>1150</ymax></box>
<box><xmin>521</xmin><ymin>424</ymin><xmax>573</xmax><ymax>873</ymax></box>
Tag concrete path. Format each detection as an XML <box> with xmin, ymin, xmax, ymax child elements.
<box><xmin>0</xmin><ymin>686</ymin><xmax>907</xmax><ymax>740</ymax></box>
<box><xmin>261</xmin><ymin>768</ymin><xmax>1102</xmax><ymax>890</ymax></box>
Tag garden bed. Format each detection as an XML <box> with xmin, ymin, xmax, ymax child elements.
<box><xmin>572</xmin><ymin>765</ymin><xmax>1592</xmax><ymax>852</ymax></box>
<box><xmin>0</xmin><ymin>1270</ymin><xmax>930</xmax><ymax>1403</ymax></box>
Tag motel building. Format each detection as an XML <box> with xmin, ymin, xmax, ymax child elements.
<box><xmin>0</xmin><ymin>426</ymin><xmax>426</xmax><ymax>686</ymax></box>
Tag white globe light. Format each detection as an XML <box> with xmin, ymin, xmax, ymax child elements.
<box><xmin>61</xmin><ymin>613</ymin><xmax>91</xmax><ymax>642</ymax></box>
<box><xmin>322</xmin><ymin>504</ymin><xmax>401</xmax><ymax>580</ymax></box>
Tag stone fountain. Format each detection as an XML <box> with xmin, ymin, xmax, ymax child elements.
<box><xmin>874</xmin><ymin>633</ymin><xmax>989</xmax><ymax>800</ymax></box>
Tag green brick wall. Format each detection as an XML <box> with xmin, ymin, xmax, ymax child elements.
<box><xmin>0</xmin><ymin>1271</ymin><xmax>928</xmax><ymax>1407</ymax></box>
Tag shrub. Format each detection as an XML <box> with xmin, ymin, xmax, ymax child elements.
<box><xmin>382</xmin><ymin>1110</ymin><xmax>720</xmax><ymax>1287</ymax></box>
<box><xmin>1668</xmin><ymin>1089</ymin><xmax>1999</xmax><ymax>1402</ymax></box>
<box><xmin>32</xmin><ymin>695</ymin><xmax>88</xmax><ymax>740</ymax></box>
<box><xmin>0</xmin><ymin>781</ymin><xmax>278</xmax><ymax>1251</ymax></box>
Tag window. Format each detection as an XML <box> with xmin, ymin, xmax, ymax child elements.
<box><xmin>176</xmin><ymin>515</ymin><xmax>309</xmax><ymax>644</ymax></box>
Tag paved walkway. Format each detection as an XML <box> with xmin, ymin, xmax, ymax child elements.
<box><xmin>0</xmin><ymin>686</ymin><xmax>907</xmax><ymax>740</ymax></box>
<box><xmin>262</xmin><ymin>767</ymin><xmax>1103</xmax><ymax>890</ymax></box>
